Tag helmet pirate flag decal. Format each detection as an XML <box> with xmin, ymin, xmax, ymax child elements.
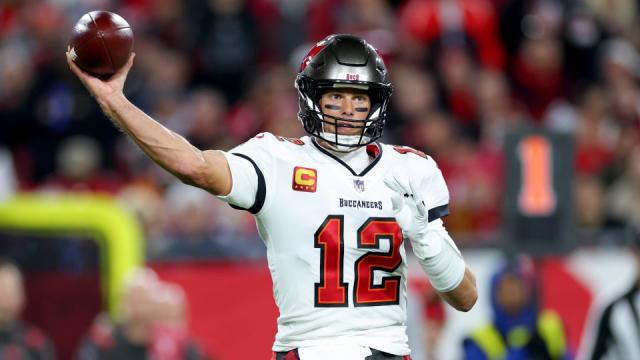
<box><xmin>299</xmin><ymin>40</ymin><xmax>327</xmax><ymax>72</ymax></box>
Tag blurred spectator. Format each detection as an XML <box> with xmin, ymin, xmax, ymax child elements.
<box><xmin>397</xmin><ymin>0</ymin><xmax>505</xmax><ymax>69</ymax></box>
<box><xmin>562</xmin><ymin>5</ymin><xmax>603</xmax><ymax>86</ymax></box>
<box><xmin>387</xmin><ymin>61</ymin><xmax>440</xmax><ymax>126</ymax></box>
<box><xmin>499</xmin><ymin>0</ymin><xmax>564</xmax><ymax>56</ymax></box>
<box><xmin>160</xmin><ymin>181</ymin><xmax>262</xmax><ymax>260</ymax></box>
<box><xmin>598</xmin><ymin>40</ymin><xmax>640</xmax><ymax>171</ymax></box>
<box><xmin>462</xmin><ymin>257</ymin><xmax>571</xmax><ymax>359</ymax></box>
<box><xmin>571</xmin><ymin>86</ymin><xmax>617</xmax><ymax>177</ymax></box>
<box><xmin>76</xmin><ymin>268</ymin><xmax>205</xmax><ymax>360</ymax></box>
<box><xmin>580</xmin><ymin>226</ymin><xmax>640</xmax><ymax>359</ymax></box>
<box><xmin>178</xmin><ymin>87</ymin><xmax>230</xmax><ymax>151</ymax></box>
<box><xmin>130</xmin><ymin>0</ymin><xmax>188</xmax><ymax>49</ymax></box>
<box><xmin>511</xmin><ymin>34</ymin><xmax>567</xmax><ymax>121</ymax></box>
<box><xmin>187</xmin><ymin>0</ymin><xmax>260</xmax><ymax>103</ymax></box>
<box><xmin>606</xmin><ymin>145</ymin><xmax>640</xmax><ymax>228</ymax></box>
<box><xmin>117</xmin><ymin>180</ymin><xmax>171</xmax><ymax>256</ymax></box>
<box><xmin>599</xmin><ymin>38</ymin><xmax>639</xmax><ymax>89</ymax></box>
<box><xmin>408</xmin><ymin>112</ymin><xmax>459</xmax><ymax>161</ymax></box>
<box><xmin>423</xmin><ymin>286</ymin><xmax>446</xmax><ymax>360</ymax></box>
<box><xmin>130</xmin><ymin>39</ymin><xmax>190</xmax><ymax>120</ymax></box>
<box><xmin>224</xmin><ymin>65</ymin><xmax>300</xmax><ymax>143</ymax></box>
<box><xmin>245</xmin><ymin>0</ymin><xmax>302</xmax><ymax>63</ymax></box>
<box><xmin>574</xmin><ymin>176</ymin><xmax>608</xmax><ymax>230</ymax></box>
<box><xmin>0</xmin><ymin>42</ymin><xmax>43</xmax><ymax>188</ymax></box>
<box><xmin>444</xmin><ymin>137</ymin><xmax>503</xmax><ymax>237</ymax></box>
<box><xmin>476</xmin><ymin>70</ymin><xmax>527</xmax><ymax>148</ymax></box>
<box><xmin>433</xmin><ymin>34</ymin><xmax>482</xmax><ymax>137</ymax></box>
<box><xmin>0</xmin><ymin>258</ymin><xmax>56</xmax><ymax>360</ymax></box>
<box><xmin>585</xmin><ymin>0</ymin><xmax>637</xmax><ymax>37</ymax></box>
<box><xmin>38</xmin><ymin>136</ymin><xmax>123</xmax><ymax>195</ymax></box>
<box><xmin>0</xmin><ymin>146</ymin><xmax>17</xmax><ymax>201</ymax></box>
<box><xmin>331</xmin><ymin>0</ymin><xmax>396</xmax><ymax>55</ymax></box>
<box><xmin>0</xmin><ymin>43</ymin><xmax>37</xmax><ymax>148</ymax></box>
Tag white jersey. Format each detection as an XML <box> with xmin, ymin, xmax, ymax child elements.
<box><xmin>218</xmin><ymin>133</ymin><xmax>450</xmax><ymax>355</ymax></box>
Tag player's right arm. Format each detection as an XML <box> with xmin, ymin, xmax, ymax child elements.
<box><xmin>65</xmin><ymin>51</ymin><xmax>231</xmax><ymax>196</ymax></box>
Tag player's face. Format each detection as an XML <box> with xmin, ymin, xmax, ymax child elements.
<box><xmin>319</xmin><ymin>89</ymin><xmax>371</xmax><ymax>136</ymax></box>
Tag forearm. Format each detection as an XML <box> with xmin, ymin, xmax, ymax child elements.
<box><xmin>411</xmin><ymin>224</ymin><xmax>477</xmax><ymax>312</ymax></box>
<box><xmin>102</xmin><ymin>94</ymin><xmax>200</xmax><ymax>179</ymax></box>
<box><xmin>439</xmin><ymin>267</ymin><xmax>477</xmax><ymax>312</ymax></box>
<box><xmin>66</xmin><ymin>51</ymin><xmax>232</xmax><ymax>194</ymax></box>
<box><xmin>101</xmin><ymin>94</ymin><xmax>225</xmax><ymax>191</ymax></box>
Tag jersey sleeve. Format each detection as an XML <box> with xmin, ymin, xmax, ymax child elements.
<box><xmin>216</xmin><ymin>133</ymin><xmax>276</xmax><ymax>214</ymax></box>
<box><xmin>418</xmin><ymin>156</ymin><xmax>450</xmax><ymax>222</ymax></box>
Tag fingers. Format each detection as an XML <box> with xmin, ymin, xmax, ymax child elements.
<box><xmin>385</xmin><ymin>172</ymin><xmax>428</xmax><ymax>219</ymax></box>
<box><xmin>393</xmin><ymin>174</ymin><xmax>411</xmax><ymax>197</ymax></box>
<box><xmin>408</xmin><ymin>179</ymin><xmax>427</xmax><ymax>217</ymax></box>
<box><xmin>383</xmin><ymin>175</ymin><xmax>404</xmax><ymax>195</ymax></box>
<box><xmin>384</xmin><ymin>173</ymin><xmax>412</xmax><ymax>199</ymax></box>
<box><xmin>113</xmin><ymin>52</ymin><xmax>135</xmax><ymax>78</ymax></box>
<box><xmin>65</xmin><ymin>48</ymin><xmax>84</xmax><ymax>77</ymax></box>
<box><xmin>389</xmin><ymin>192</ymin><xmax>404</xmax><ymax>213</ymax></box>
<box><xmin>66</xmin><ymin>48</ymin><xmax>96</xmax><ymax>91</ymax></box>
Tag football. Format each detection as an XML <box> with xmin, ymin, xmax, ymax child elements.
<box><xmin>68</xmin><ymin>11</ymin><xmax>134</xmax><ymax>78</ymax></box>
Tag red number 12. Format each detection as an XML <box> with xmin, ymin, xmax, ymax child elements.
<box><xmin>314</xmin><ymin>215</ymin><xmax>403</xmax><ymax>307</ymax></box>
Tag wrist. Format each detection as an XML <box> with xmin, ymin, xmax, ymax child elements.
<box><xmin>102</xmin><ymin>92</ymin><xmax>127</xmax><ymax>109</ymax></box>
<box><xmin>413</xmin><ymin>230</ymin><xmax>465</xmax><ymax>292</ymax></box>
<box><xmin>98</xmin><ymin>92</ymin><xmax>129</xmax><ymax>122</ymax></box>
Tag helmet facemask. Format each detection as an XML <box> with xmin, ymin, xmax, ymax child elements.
<box><xmin>296</xmin><ymin>79</ymin><xmax>390</xmax><ymax>152</ymax></box>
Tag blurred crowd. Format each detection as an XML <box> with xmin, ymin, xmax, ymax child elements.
<box><xmin>1</xmin><ymin>0</ymin><xmax>640</xmax><ymax>258</ymax></box>
<box><xmin>76</xmin><ymin>268</ymin><xmax>206</xmax><ymax>360</ymax></box>
<box><xmin>0</xmin><ymin>257</ymin><xmax>208</xmax><ymax>360</ymax></box>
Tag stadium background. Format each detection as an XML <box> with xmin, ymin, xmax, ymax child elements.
<box><xmin>1</xmin><ymin>0</ymin><xmax>640</xmax><ymax>359</ymax></box>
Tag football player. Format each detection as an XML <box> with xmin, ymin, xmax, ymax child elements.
<box><xmin>67</xmin><ymin>34</ymin><xmax>477</xmax><ymax>360</ymax></box>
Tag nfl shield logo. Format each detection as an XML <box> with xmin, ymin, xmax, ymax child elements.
<box><xmin>353</xmin><ymin>179</ymin><xmax>365</xmax><ymax>192</ymax></box>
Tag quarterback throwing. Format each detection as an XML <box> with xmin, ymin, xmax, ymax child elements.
<box><xmin>66</xmin><ymin>34</ymin><xmax>477</xmax><ymax>360</ymax></box>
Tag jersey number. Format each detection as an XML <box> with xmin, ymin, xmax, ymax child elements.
<box><xmin>314</xmin><ymin>215</ymin><xmax>403</xmax><ymax>307</ymax></box>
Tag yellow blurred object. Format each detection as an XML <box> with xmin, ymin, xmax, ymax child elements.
<box><xmin>0</xmin><ymin>193</ymin><xmax>144</xmax><ymax>318</ymax></box>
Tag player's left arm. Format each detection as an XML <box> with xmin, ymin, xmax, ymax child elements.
<box><xmin>384</xmin><ymin>155</ymin><xmax>477</xmax><ymax>312</ymax></box>
<box><xmin>438</xmin><ymin>265</ymin><xmax>477</xmax><ymax>312</ymax></box>
<box><xmin>406</xmin><ymin>218</ymin><xmax>477</xmax><ymax>312</ymax></box>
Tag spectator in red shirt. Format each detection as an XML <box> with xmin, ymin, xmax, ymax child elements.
<box><xmin>398</xmin><ymin>0</ymin><xmax>506</xmax><ymax>69</ymax></box>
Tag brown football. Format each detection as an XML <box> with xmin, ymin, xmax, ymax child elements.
<box><xmin>69</xmin><ymin>11</ymin><xmax>134</xmax><ymax>78</ymax></box>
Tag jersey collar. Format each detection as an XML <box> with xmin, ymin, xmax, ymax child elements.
<box><xmin>311</xmin><ymin>138</ymin><xmax>383</xmax><ymax>177</ymax></box>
